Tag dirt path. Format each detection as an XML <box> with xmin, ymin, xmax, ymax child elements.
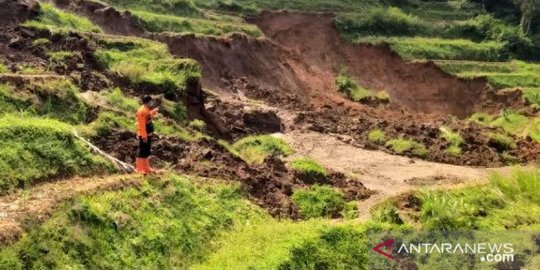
<box><xmin>278</xmin><ymin>131</ymin><xmax>510</xmax><ymax>220</ymax></box>
<box><xmin>0</xmin><ymin>175</ymin><xmax>142</xmax><ymax>244</ymax></box>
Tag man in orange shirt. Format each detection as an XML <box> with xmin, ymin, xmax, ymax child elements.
<box><xmin>135</xmin><ymin>95</ymin><xmax>159</xmax><ymax>174</ymax></box>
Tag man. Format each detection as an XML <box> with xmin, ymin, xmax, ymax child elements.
<box><xmin>135</xmin><ymin>95</ymin><xmax>159</xmax><ymax>174</ymax></box>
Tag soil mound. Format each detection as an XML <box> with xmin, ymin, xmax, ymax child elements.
<box><xmin>0</xmin><ymin>0</ymin><xmax>39</xmax><ymax>26</ymax></box>
<box><xmin>94</xmin><ymin>130</ymin><xmax>372</xmax><ymax>218</ymax></box>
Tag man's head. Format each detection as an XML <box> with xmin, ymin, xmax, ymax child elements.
<box><xmin>141</xmin><ymin>95</ymin><xmax>152</xmax><ymax>106</ymax></box>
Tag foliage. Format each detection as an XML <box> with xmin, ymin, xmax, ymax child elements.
<box><xmin>418</xmin><ymin>169</ymin><xmax>540</xmax><ymax>230</ymax></box>
<box><xmin>0</xmin><ymin>115</ymin><xmax>109</xmax><ymax>194</ymax></box>
<box><xmin>23</xmin><ymin>3</ymin><xmax>102</xmax><ymax>33</ymax></box>
<box><xmin>277</xmin><ymin>226</ymin><xmax>367</xmax><ymax>270</ymax></box>
<box><xmin>440</xmin><ymin>126</ymin><xmax>464</xmax><ymax>156</ymax></box>
<box><xmin>368</xmin><ymin>129</ymin><xmax>386</xmax><ymax>144</ymax></box>
<box><xmin>0</xmin><ymin>60</ymin><xmax>8</xmax><ymax>73</ymax></box>
<box><xmin>189</xmin><ymin>119</ymin><xmax>206</xmax><ymax>131</ymax></box>
<box><xmin>371</xmin><ymin>201</ymin><xmax>403</xmax><ymax>224</ymax></box>
<box><xmin>487</xmin><ymin>132</ymin><xmax>518</xmax><ymax>150</ymax></box>
<box><xmin>94</xmin><ymin>36</ymin><xmax>201</xmax><ymax>99</ymax></box>
<box><xmin>0</xmin><ymin>80</ymin><xmax>89</xmax><ymax>124</ymax></box>
<box><xmin>192</xmin><ymin>219</ymin><xmax>326</xmax><ymax>270</ymax></box>
<box><xmin>132</xmin><ymin>10</ymin><xmax>262</xmax><ymax>37</ymax></box>
<box><xmin>231</xmin><ymin>135</ymin><xmax>294</xmax><ymax>164</ymax></box>
<box><xmin>0</xmin><ymin>176</ymin><xmax>261</xmax><ymax>269</ymax></box>
<box><xmin>385</xmin><ymin>138</ymin><xmax>428</xmax><ymax>157</ymax></box>
<box><xmin>336</xmin><ymin>74</ymin><xmax>386</xmax><ymax>102</ymax></box>
<box><xmin>289</xmin><ymin>157</ymin><xmax>327</xmax><ymax>180</ymax></box>
<box><xmin>104</xmin><ymin>0</ymin><xmax>201</xmax><ymax>17</ymax></box>
<box><xmin>336</xmin><ymin>7</ymin><xmax>431</xmax><ymax>38</ymax></box>
<box><xmin>291</xmin><ymin>185</ymin><xmax>346</xmax><ymax>219</ymax></box>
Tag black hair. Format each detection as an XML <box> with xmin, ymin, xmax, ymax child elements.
<box><xmin>142</xmin><ymin>95</ymin><xmax>152</xmax><ymax>104</ymax></box>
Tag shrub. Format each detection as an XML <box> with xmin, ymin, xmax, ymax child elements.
<box><xmin>0</xmin><ymin>115</ymin><xmax>109</xmax><ymax>194</ymax></box>
<box><xmin>371</xmin><ymin>201</ymin><xmax>403</xmax><ymax>224</ymax></box>
<box><xmin>289</xmin><ymin>157</ymin><xmax>327</xmax><ymax>183</ymax></box>
<box><xmin>385</xmin><ymin>138</ymin><xmax>428</xmax><ymax>157</ymax></box>
<box><xmin>232</xmin><ymin>135</ymin><xmax>293</xmax><ymax>164</ymax></box>
<box><xmin>292</xmin><ymin>185</ymin><xmax>346</xmax><ymax>218</ymax></box>
<box><xmin>368</xmin><ymin>129</ymin><xmax>386</xmax><ymax>144</ymax></box>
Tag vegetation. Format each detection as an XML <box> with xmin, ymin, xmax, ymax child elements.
<box><xmin>289</xmin><ymin>157</ymin><xmax>327</xmax><ymax>181</ymax></box>
<box><xmin>0</xmin><ymin>80</ymin><xmax>89</xmax><ymax>124</ymax></box>
<box><xmin>95</xmin><ymin>36</ymin><xmax>201</xmax><ymax>99</ymax></box>
<box><xmin>0</xmin><ymin>115</ymin><xmax>109</xmax><ymax>194</ymax></box>
<box><xmin>368</xmin><ymin>129</ymin><xmax>386</xmax><ymax>144</ymax></box>
<box><xmin>104</xmin><ymin>0</ymin><xmax>202</xmax><ymax>17</ymax></box>
<box><xmin>132</xmin><ymin>11</ymin><xmax>262</xmax><ymax>37</ymax></box>
<box><xmin>23</xmin><ymin>3</ymin><xmax>102</xmax><ymax>33</ymax></box>
<box><xmin>385</xmin><ymin>138</ymin><xmax>428</xmax><ymax>157</ymax></box>
<box><xmin>440</xmin><ymin>127</ymin><xmax>464</xmax><ymax>156</ymax></box>
<box><xmin>336</xmin><ymin>74</ymin><xmax>388</xmax><ymax>102</ymax></box>
<box><xmin>229</xmin><ymin>135</ymin><xmax>294</xmax><ymax>164</ymax></box>
<box><xmin>0</xmin><ymin>176</ymin><xmax>262</xmax><ymax>269</ymax></box>
<box><xmin>291</xmin><ymin>185</ymin><xmax>346</xmax><ymax>219</ymax></box>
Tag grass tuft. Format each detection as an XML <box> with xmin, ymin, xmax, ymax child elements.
<box><xmin>230</xmin><ymin>135</ymin><xmax>293</xmax><ymax>164</ymax></box>
<box><xmin>291</xmin><ymin>185</ymin><xmax>346</xmax><ymax>219</ymax></box>
<box><xmin>385</xmin><ymin>138</ymin><xmax>428</xmax><ymax>157</ymax></box>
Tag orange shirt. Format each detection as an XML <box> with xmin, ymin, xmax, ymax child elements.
<box><xmin>136</xmin><ymin>105</ymin><xmax>158</xmax><ymax>139</ymax></box>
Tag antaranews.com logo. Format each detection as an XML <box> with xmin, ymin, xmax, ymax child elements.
<box><xmin>372</xmin><ymin>239</ymin><xmax>515</xmax><ymax>263</ymax></box>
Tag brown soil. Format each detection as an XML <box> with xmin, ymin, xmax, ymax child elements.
<box><xmin>93</xmin><ymin>130</ymin><xmax>372</xmax><ymax>218</ymax></box>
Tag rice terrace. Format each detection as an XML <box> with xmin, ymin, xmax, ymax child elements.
<box><xmin>0</xmin><ymin>0</ymin><xmax>540</xmax><ymax>269</ymax></box>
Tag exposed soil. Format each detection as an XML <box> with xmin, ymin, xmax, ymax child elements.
<box><xmin>93</xmin><ymin>130</ymin><xmax>371</xmax><ymax>218</ymax></box>
<box><xmin>279</xmin><ymin>131</ymin><xmax>511</xmax><ymax>220</ymax></box>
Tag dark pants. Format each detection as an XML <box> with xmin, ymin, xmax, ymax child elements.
<box><xmin>138</xmin><ymin>136</ymin><xmax>152</xmax><ymax>158</ymax></box>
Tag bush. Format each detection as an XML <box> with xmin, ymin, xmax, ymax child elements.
<box><xmin>385</xmin><ymin>138</ymin><xmax>428</xmax><ymax>157</ymax></box>
<box><xmin>368</xmin><ymin>129</ymin><xmax>386</xmax><ymax>144</ymax></box>
<box><xmin>231</xmin><ymin>135</ymin><xmax>293</xmax><ymax>164</ymax></box>
<box><xmin>0</xmin><ymin>115</ymin><xmax>109</xmax><ymax>194</ymax></box>
<box><xmin>291</xmin><ymin>185</ymin><xmax>346</xmax><ymax>218</ymax></box>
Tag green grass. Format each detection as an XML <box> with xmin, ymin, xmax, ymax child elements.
<box><xmin>336</xmin><ymin>74</ymin><xmax>387</xmax><ymax>102</ymax></box>
<box><xmin>0</xmin><ymin>175</ymin><xmax>264</xmax><ymax>269</ymax></box>
<box><xmin>469</xmin><ymin>111</ymin><xmax>540</xmax><ymax>143</ymax></box>
<box><xmin>192</xmin><ymin>219</ymin><xmax>326</xmax><ymax>270</ymax></box>
<box><xmin>359</xmin><ymin>36</ymin><xmax>507</xmax><ymax>61</ymax></box>
<box><xmin>104</xmin><ymin>0</ymin><xmax>202</xmax><ymax>17</ymax></box>
<box><xmin>23</xmin><ymin>3</ymin><xmax>102</xmax><ymax>33</ymax></box>
<box><xmin>229</xmin><ymin>135</ymin><xmax>294</xmax><ymax>164</ymax></box>
<box><xmin>0</xmin><ymin>80</ymin><xmax>89</xmax><ymax>124</ymax></box>
<box><xmin>368</xmin><ymin>129</ymin><xmax>386</xmax><ymax>144</ymax></box>
<box><xmin>0</xmin><ymin>115</ymin><xmax>109</xmax><ymax>194</ymax></box>
<box><xmin>289</xmin><ymin>157</ymin><xmax>327</xmax><ymax>179</ymax></box>
<box><xmin>132</xmin><ymin>10</ymin><xmax>262</xmax><ymax>37</ymax></box>
<box><xmin>291</xmin><ymin>185</ymin><xmax>346</xmax><ymax>219</ymax></box>
<box><xmin>0</xmin><ymin>60</ymin><xmax>8</xmax><ymax>73</ymax></box>
<box><xmin>440</xmin><ymin>126</ymin><xmax>464</xmax><ymax>156</ymax></box>
<box><xmin>418</xmin><ymin>169</ymin><xmax>540</xmax><ymax>230</ymax></box>
<box><xmin>94</xmin><ymin>36</ymin><xmax>201</xmax><ymax>99</ymax></box>
<box><xmin>435</xmin><ymin>60</ymin><xmax>540</xmax><ymax>89</ymax></box>
<box><xmin>487</xmin><ymin>132</ymin><xmax>518</xmax><ymax>151</ymax></box>
<box><xmin>193</xmin><ymin>0</ymin><xmax>380</xmax><ymax>14</ymax></box>
<box><xmin>385</xmin><ymin>138</ymin><xmax>428</xmax><ymax>157</ymax></box>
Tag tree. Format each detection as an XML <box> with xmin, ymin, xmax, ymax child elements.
<box><xmin>513</xmin><ymin>0</ymin><xmax>540</xmax><ymax>33</ymax></box>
